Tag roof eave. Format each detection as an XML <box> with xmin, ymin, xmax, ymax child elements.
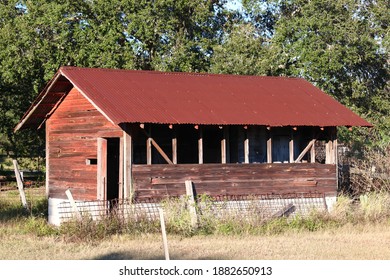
<box><xmin>14</xmin><ymin>71</ymin><xmax>63</xmax><ymax>132</ymax></box>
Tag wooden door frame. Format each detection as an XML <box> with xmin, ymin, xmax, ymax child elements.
<box><xmin>97</xmin><ymin>137</ymin><xmax>124</xmax><ymax>201</ymax></box>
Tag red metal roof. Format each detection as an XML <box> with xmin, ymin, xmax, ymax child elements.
<box><xmin>15</xmin><ymin>66</ymin><xmax>372</xmax><ymax>131</ymax></box>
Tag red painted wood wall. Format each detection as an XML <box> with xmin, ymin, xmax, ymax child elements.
<box><xmin>47</xmin><ymin>88</ymin><xmax>121</xmax><ymax>200</ymax></box>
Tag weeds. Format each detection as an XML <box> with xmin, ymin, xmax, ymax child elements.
<box><xmin>2</xmin><ymin>187</ymin><xmax>390</xmax><ymax>243</ymax></box>
<box><xmin>22</xmin><ymin>216</ymin><xmax>58</xmax><ymax>237</ymax></box>
<box><xmin>49</xmin><ymin>192</ymin><xmax>390</xmax><ymax>242</ymax></box>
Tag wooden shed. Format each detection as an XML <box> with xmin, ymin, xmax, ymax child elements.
<box><xmin>15</xmin><ymin>67</ymin><xmax>371</xmax><ymax>224</ymax></box>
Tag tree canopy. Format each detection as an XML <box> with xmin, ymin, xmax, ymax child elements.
<box><xmin>0</xmin><ymin>0</ymin><xmax>388</xmax><ymax>160</ymax></box>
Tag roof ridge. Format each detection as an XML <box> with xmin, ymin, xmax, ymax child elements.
<box><xmin>59</xmin><ymin>66</ymin><xmax>304</xmax><ymax>80</ymax></box>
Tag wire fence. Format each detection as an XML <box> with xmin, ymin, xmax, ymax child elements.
<box><xmin>57</xmin><ymin>192</ymin><xmax>328</xmax><ymax>223</ymax></box>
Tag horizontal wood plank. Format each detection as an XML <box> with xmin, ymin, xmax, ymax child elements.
<box><xmin>132</xmin><ymin>163</ymin><xmax>337</xmax><ymax>200</ymax></box>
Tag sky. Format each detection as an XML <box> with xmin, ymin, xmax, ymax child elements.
<box><xmin>225</xmin><ymin>0</ymin><xmax>244</xmax><ymax>11</ymax></box>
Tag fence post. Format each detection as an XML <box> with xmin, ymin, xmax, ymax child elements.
<box><xmin>159</xmin><ymin>208</ymin><xmax>170</xmax><ymax>260</ymax></box>
<box><xmin>185</xmin><ymin>180</ymin><xmax>198</xmax><ymax>228</ymax></box>
<box><xmin>65</xmin><ymin>189</ymin><xmax>82</xmax><ymax>219</ymax></box>
<box><xmin>12</xmin><ymin>159</ymin><xmax>29</xmax><ymax>211</ymax></box>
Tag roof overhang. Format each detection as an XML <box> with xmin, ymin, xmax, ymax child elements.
<box><xmin>14</xmin><ymin>66</ymin><xmax>373</xmax><ymax>132</ymax></box>
<box><xmin>14</xmin><ymin>71</ymin><xmax>72</xmax><ymax>131</ymax></box>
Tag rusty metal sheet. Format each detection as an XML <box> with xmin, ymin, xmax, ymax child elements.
<box><xmin>15</xmin><ymin>66</ymin><xmax>372</xmax><ymax>131</ymax></box>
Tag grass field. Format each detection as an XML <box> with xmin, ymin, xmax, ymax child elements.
<box><xmin>1</xmin><ymin>224</ymin><xmax>390</xmax><ymax>260</ymax></box>
<box><xmin>1</xmin><ymin>187</ymin><xmax>390</xmax><ymax>260</ymax></box>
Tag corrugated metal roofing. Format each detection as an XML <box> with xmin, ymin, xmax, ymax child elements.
<box><xmin>15</xmin><ymin>66</ymin><xmax>372</xmax><ymax>131</ymax></box>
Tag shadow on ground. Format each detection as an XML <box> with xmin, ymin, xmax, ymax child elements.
<box><xmin>92</xmin><ymin>251</ymin><xmax>229</xmax><ymax>260</ymax></box>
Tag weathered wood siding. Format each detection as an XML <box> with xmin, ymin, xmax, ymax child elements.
<box><xmin>47</xmin><ymin>88</ymin><xmax>122</xmax><ymax>200</ymax></box>
<box><xmin>132</xmin><ymin>163</ymin><xmax>337</xmax><ymax>200</ymax></box>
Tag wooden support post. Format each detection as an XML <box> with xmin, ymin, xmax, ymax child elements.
<box><xmin>333</xmin><ymin>138</ymin><xmax>338</xmax><ymax>166</ymax></box>
<box><xmin>142</xmin><ymin>125</ymin><xmax>173</xmax><ymax>164</ymax></box>
<box><xmin>123</xmin><ymin>129</ymin><xmax>133</xmax><ymax>200</ymax></box>
<box><xmin>334</xmin><ymin>136</ymin><xmax>338</xmax><ymax>188</ymax></box>
<box><xmin>325</xmin><ymin>127</ymin><xmax>338</xmax><ymax>165</ymax></box>
<box><xmin>221</xmin><ymin>128</ymin><xmax>226</xmax><ymax>164</ymax></box>
<box><xmin>295</xmin><ymin>139</ymin><xmax>316</xmax><ymax>163</ymax></box>
<box><xmin>119</xmin><ymin>137</ymin><xmax>124</xmax><ymax>200</ymax></box>
<box><xmin>172</xmin><ymin>127</ymin><xmax>177</xmax><ymax>164</ymax></box>
<box><xmin>330</xmin><ymin>140</ymin><xmax>334</xmax><ymax>164</ymax></box>
<box><xmin>310</xmin><ymin>143</ymin><xmax>316</xmax><ymax>163</ymax></box>
<box><xmin>97</xmin><ymin>138</ymin><xmax>107</xmax><ymax>200</ymax></box>
<box><xmin>221</xmin><ymin>139</ymin><xmax>226</xmax><ymax>163</ymax></box>
<box><xmin>150</xmin><ymin>138</ymin><xmax>174</xmax><ymax>164</ymax></box>
<box><xmin>198</xmin><ymin>126</ymin><xmax>203</xmax><ymax>164</ymax></box>
<box><xmin>223</xmin><ymin>127</ymin><xmax>230</xmax><ymax>163</ymax></box>
<box><xmin>325</xmin><ymin>128</ymin><xmax>333</xmax><ymax>164</ymax></box>
<box><xmin>325</xmin><ymin>140</ymin><xmax>331</xmax><ymax>164</ymax></box>
<box><xmin>267</xmin><ymin>130</ymin><xmax>272</xmax><ymax>163</ymax></box>
<box><xmin>146</xmin><ymin>126</ymin><xmax>152</xmax><ymax>165</ymax></box>
<box><xmin>332</xmin><ymin>127</ymin><xmax>337</xmax><ymax>165</ymax></box>
<box><xmin>185</xmin><ymin>180</ymin><xmax>198</xmax><ymax>228</ymax></box>
<box><xmin>244</xmin><ymin>128</ymin><xmax>249</xmax><ymax>163</ymax></box>
<box><xmin>159</xmin><ymin>208</ymin><xmax>170</xmax><ymax>260</ymax></box>
<box><xmin>328</xmin><ymin>140</ymin><xmax>335</xmax><ymax>164</ymax></box>
<box><xmin>289</xmin><ymin>129</ymin><xmax>294</xmax><ymax>163</ymax></box>
<box><xmin>12</xmin><ymin>159</ymin><xmax>29</xmax><ymax>211</ymax></box>
<box><xmin>45</xmin><ymin>126</ymin><xmax>49</xmax><ymax>198</ymax></box>
<box><xmin>65</xmin><ymin>189</ymin><xmax>81</xmax><ymax>219</ymax></box>
<box><xmin>310</xmin><ymin>129</ymin><xmax>316</xmax><ymax>163</ymax></box>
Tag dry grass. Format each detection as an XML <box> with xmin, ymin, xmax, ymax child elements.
<box><xmin>2</xmin><ymin>187</ymin><xmax>390</xmax><ymax>260</ymax></box>
<box><xmin>1</xmin><ymin>223</ymin><xmax>390</xmax><ymax>260</ymax></box>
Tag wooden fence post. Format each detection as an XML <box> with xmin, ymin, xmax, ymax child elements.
<box><xmin>65</xmin><ymin>189</ymin><xmax>82</xmax><ymax>219</ymax></box>
<box><xmin>159</xmin><ymin>208</ymin><xmax>170</xmax><ymax>260</ymax></box>
<box><xmin>12</xmin><ymin>159</ymin><xmax>29</xmax><ymax>211</ymax></box>
<box><xmin>185</xmin><ymin>180</ymin><xmax>198</xmax><ymax>228</ymax></box>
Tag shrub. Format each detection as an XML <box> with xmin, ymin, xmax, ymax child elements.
<box><xmin>348</xmin><ymin>148</ymin><xmax>390</xmax><ymax>195</ymax></box>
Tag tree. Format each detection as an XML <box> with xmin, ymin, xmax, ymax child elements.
<box><xmin>0</xmin><ymin>0</ymin><xmax>233</xmax><ymax>161</ymax></box>
<box><xmin>0</xmin><ymin>1</ymin><xmax>45</xmax><ymax>159</ymax></box>
<box><xmin>210</xmin><ymin>23</ymin><xmax>269</xmax><ymax>75</ymax></box>
<box><xmin>241</xmin><ymin>0</ymin><xmax>389</xmax><ymax>151</ymax></box>
<box><xmin>122</xmin><ymin>0</ymin><xmax>230</xmax><ymax>72</ymax></box>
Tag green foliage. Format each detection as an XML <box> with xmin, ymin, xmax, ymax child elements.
<box><xmin>0</xmin><ymin>0</ymin><xmax>233</xmax><ymax>158</ymax></box>
<box><xmin>287</xmin><ymin>213</ymin><xmax>328</xmax><ymax>232</ymax></box>
<box><xmin>244</xmin><ymin>0</ymin><xmax>389</xmax><ymax>151</ymax></box>
<box><xmin>0</xmin><ymin>189</ymin><xmax>47</xmax><ymax>220</ymax></box>
<box><xmin>0</xmin><ymin>200</ymin><xmax>23</xmax><ymax>221</ymax></box>
<box><xmin>0</xmin><ymin>0</ymin><xmax>388</xmax><ymax>184</ymax></box>
<box><xmin>123</xmin><ymin>0</ymin><xmax>231</xmax><ymax>72</ymax></box>
<box><xmin>210</xmin><ymin>23</ymin><xmax>269</xmax><ymax>75</ymax></box>
<box><xmin>22</xmin><ymin>216</ymin><xmax>58</xmax><ymax>237</ymax></box>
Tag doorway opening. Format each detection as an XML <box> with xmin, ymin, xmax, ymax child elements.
<box><xmin>106</xmin><ymin>138</ymin><xmax>120</xmax><ymax>202</ymax></box>
<box><xmin>97</xmin><ymin>137</ymin><xmax>121</xmax><ymax>209</ymax></box>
